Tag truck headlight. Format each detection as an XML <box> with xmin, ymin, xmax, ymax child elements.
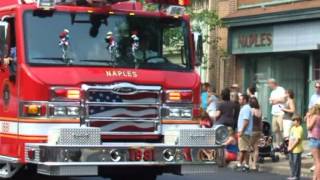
<box><xmin>213</xmin><ymin>125</ymin><xmax>229</xmax><ymax>145</ymax></box>
<box><xmin>181</xmin><ymin>109</ymin><xmax>192</xmax><ymax>118</ymax></box>
<box><xmin>163</xmin><ymin>107</ymin><xmax>192</xmax><ymax>119</ymax></box>
<box><xmin>67</xmin><ymin>107</ymin><xmax>80</xmax><ymax>116</ymax></box>
<box><xmin>53</xmin><ymin>107</ymin><xmax>67</xmax><ymax>116</ymax></box>
<box><xmin>169</xmin><ymin>109</ymin><xmax>180</xmax><ymax>117</ymax></box>
<box><xmin>50</xmin><ymin>105</ymin><xmax>80</xmax><ymax>117</ymax></box>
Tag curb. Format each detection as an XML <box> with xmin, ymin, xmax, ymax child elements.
<box><xmin>227</xmin><ymin>161</ymin><xmax>313</xmax><ymax>178</ymax></box>
<box><xmin>258</xmin><ymin>164</ymin><xmax>313</xmax><ymax>178</ymax></box>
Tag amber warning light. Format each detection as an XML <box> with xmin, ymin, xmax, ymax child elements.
<box><xmin>166</xmin><ymin>90</ymin><xmax>193</xmax><ymax>103</ymax></box>
<box><xmin>52</xmin><ymin>88</ymin><xmax>81</xmax><ymax>100</ymax></box>
<box><xmin>146</xmin><ymin>0</ymin><xmax>190</xmax><ymax>6</ymax></box>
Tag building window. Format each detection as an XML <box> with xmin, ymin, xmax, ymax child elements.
<box><xmin>314</xmin><ymin>52</ymin><xmax>320</xmax><ymax>80</ymax></box>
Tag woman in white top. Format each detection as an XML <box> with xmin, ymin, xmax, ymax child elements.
<box><xmin>282</xmin><ymin>89</ymin><xmax>296</xmax><ymax>138</ymax></box>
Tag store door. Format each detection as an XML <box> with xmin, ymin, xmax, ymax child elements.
<box><xmin>255</xmin><ymin>57</ymin><xmax>271</xmax><ymax>123</ymax></box>
<box><xmin>255</xmin><ymin>54</ymin><xmax>307</xmax><ymax>123</ymax></box>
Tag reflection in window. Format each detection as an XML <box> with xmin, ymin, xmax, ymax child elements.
<box><xmin>24</xmin><ymin>11</ymin><xmax>191</xmax><ymax>71</ymax></box>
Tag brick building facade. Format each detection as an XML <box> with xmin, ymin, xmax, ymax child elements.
<box><xmin>224</xmin><ymin>0</ymin><xmax>320</xmax><ymax>122</ymax></box>
<box><xmin>197</xmin><ymin>0</ymin><xmax>237</xmax><ymax>93</ymax></box>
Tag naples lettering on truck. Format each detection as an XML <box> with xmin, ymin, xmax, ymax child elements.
<box><xmin>105</xmin><ymin>70</ymin><xmax>138</xmax><ymax>78</ymax></box>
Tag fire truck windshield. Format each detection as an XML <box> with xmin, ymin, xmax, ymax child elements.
<box><xmin>24</xmin><ymin>11</ymin><xmax>191</xmax><ymax>71</ymax></box>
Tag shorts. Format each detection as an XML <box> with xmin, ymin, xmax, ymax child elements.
<box><xmin>283</xmin><ymin>119</ymin><xmax>293</xmax><ymax>138</ymax></box>
<box><xmin>225</xmin><ymin>150</ymin><xmax>237</xmax><ymax>162</ymax></box>
<box><xmin>309</xmin><ymin>138</ymin><xmax>320</xmax><ymax>149</ymax></box>
<box><xmin>250</xmin><ymin>131</ymin><xmax>262</xmax><ymax>147</ymax></box>
<box><xmin>207</xmin><ymin>110</ymin><xmax>215</xmax><ymax>121</ymax></box>
<box><xmin>238</xmin><ymin>135</ymin><xmax>251</xmax><ymax>152</ymax></box>
<box><xmin>272</xmin><ymin>115</ymin><xmax>283</xmax><ymax>133</ymax></box>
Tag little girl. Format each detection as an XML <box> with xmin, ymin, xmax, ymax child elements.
<box><xmin>224</xmin><ymin>127</ymin><xmax>238</xmax><ymax>163</ymax></box>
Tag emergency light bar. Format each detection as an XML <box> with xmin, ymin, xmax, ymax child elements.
<box><xmin>24</xmin><ymin>0</ymin><xmax>109</xmax><ymax>8</ymax></box>
<box><xmin>22</xmin><ymin>0</ymin><xmax>56</xmax><ymax>8</ymax></box>
<box><xmin>37</xmin><ymin>0</ymin><xmax>55</xmax><ymax>8</ymax></box>
<box><xmin>24</xmin><ymin>0</ymin><xmax>189</xmax><ymax>11</ymax></box>
<box><xmin>166</xmin><ymin>6</ymin><xmax>185</xmax><ymax>16</ymax></box>
<box><xmin>146</xmin><ymin>0</ymin><xmax>190</xmax><ymax>6</ymax></box>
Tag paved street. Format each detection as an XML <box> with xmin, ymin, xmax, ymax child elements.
<box><xmin>76</xmin><ymin>170</ymin><xmax>309</xmax><ymax>180</ymax></box>
<box><xmin>71</xmin><ymin>171</ymin><xmax>308</xmax><ymax>180</ymax></box>
<box><xmin>71</xmin><ymin>170</ymin><xmax>310</xmax><ymax>180</ymax></box>
<box><xmin>16</xmin><ymin>168</ymin><xmax>309</xmax><ymax>180</ymax></box>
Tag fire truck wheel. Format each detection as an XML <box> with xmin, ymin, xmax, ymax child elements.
<box><xmin>0</xmin><ymin>163</ymin><xmax>22</xmax><ymax>179</ymax></box>
<box><xmin>141</xmin><ymin>174</ymin><xmax>157</xmax><ymax>180</ymax></box>
<box><xmin>14</xmin><ymin>165</ymin><xmax>69</xmax><ymax>180</ymax></box>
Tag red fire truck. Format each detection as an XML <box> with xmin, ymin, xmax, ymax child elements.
<box><xmin>0</xmin><ymin>0</ymin><xmax>227</xmax><ymax>179</ymax></box>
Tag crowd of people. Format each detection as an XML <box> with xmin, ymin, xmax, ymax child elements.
<box><xmin>201</xmin><ymin>79</ymin><xmax>320</xmax><ymax>180</ymax></box>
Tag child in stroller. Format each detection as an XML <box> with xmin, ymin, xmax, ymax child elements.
<box><xmin>258</xmin><ymin>121</ymin><xmax>280</xmax><ymax>163</ymax></box>
<box><xmin>275</xmin><ymin>137</ymin><xmax>290</xmax><ymax>155</ymax></box>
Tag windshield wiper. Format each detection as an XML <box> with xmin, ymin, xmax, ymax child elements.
<box><xmin>79</xmin><ymin>59</ymin><xmax>115</xmax><ymax>62</ymax></box>
<box><xmin>79</xmin><ymin>59</ymin><xmax>117</xmax><ymax>66</ymax></box>
<box><xmin>31</xmin><ymin>57</ymin><xmax>73</xmax><ymax>65</ymax></box>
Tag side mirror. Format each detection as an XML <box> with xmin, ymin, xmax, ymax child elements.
<box><xmin>195</xmin><ymin>33</ymin><xmax>203</xmax><ymax>66</ymax></box>
<box><xmin>0</xmin><ymin>20</ymin><xmax>16</xmax><ymax>82</ymax></box>
<box><xmin>0</xmin><ymin>21</ymin><xmax>9</xmax><ymax>60</ymax></box>
<box><xmin>180</xmin><ymin>46</ymin><xmax>186</xmax><ymax>65</ymax></box>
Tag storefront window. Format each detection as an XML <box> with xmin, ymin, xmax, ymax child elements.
<box><xmin>313</xmin><ymin>52</ymin><xmax>320</xmax><ymax>80</ymax></box>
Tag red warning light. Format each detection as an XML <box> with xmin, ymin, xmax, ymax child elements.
<box><xmin>146</xmin><ymin>0</ymin><xmax>190</xmax><ymax>6</ymax></box>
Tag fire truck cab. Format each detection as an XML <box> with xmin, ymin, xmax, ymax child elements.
<box><xmin>0</xmin><ymin>0</ymin><xmax>227</xmax><ymax>179</ymax></box>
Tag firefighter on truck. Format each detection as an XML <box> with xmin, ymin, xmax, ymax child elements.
<box><xmin>0</xmin><ymin>0</ymin><xmax>227</xmax><ymax>179</ymax></box>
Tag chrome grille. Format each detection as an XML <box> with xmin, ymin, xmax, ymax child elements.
<box><xmin>87</xmin><ymin>91</ymin><xmax>159</xmax><ymax>104</ymax></box>
<box><xmin>82</xmin><ymin>83</ymin><xmax>161</xmax><ymax>135</ymax></box>
<box><xmin>87</xmin><ymin>105</ymin><xmax>159</xmax><ymax>119</ymax></box>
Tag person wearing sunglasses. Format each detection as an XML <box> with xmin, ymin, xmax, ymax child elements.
<box><xmin>309</xmin><ymin>81</ymin><xmax>320</xmax><ymax>109</ymax></box>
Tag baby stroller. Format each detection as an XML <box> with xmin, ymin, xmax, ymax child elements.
<box><xmin>275</xmin><ymin>137</ymin><xmax>289</xmax><ymax>155</ymax></box>
<box><xmin>258</xmin><ymin>121</ymin><xmax>280</xmax><ymax>163</ymax></box>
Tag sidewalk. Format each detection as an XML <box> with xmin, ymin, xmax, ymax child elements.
<box><xmin>227</xmin><ymin>141</ymin><xmax>314</xmax><ymax>178</ymax></box>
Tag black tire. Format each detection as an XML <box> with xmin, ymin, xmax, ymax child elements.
<box><xmin>12</xmin><ymin>166</ymin><xmax>37</xmax><ymax>180</ymax></box>
<box><xmin>271</xmin><ymin>155</ymin><xmax>280</xmax><ymax>162</ymax></box>
<box><xmin>110</xmin><ymin>176</ymin><xmax>125</xmax><ymax>180</ymax></box>
<box><xmin>258</xmin><ymin>157</ymin><xmax>264</xmax><ymax>164</ymax></box>
<box><xmin>285</xmin><ymin>154</ymin><xmax>289</xmax><ymax>160</ymax></box>
<box><xmin>111</xmin><ymin>174</ymin><xmax>157</xmax><ymax>180</ymax></box>
<box><xmin>142</xmin><ymin>174</ymin><xmax>157</xmax><ymax>180</ymax></box>
<box><xmin>15</xmin><ymin>172</ymin><xmax>69</xmax><ymax>180</ymax></box>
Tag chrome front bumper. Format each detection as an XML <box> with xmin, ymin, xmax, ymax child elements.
<box><xmin>25</xmin><ymin>143</ymin><xmax>224</xmax><ymax>176</ymax></box>
<box><xmin>24</xmin><ymin>127</ymin><xmax>225</xmax><ymax>176</ymax></box>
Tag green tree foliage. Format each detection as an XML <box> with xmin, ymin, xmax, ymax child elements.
<box><xmin>187</xmin><ymin>2</ymin><xmax>222</xmax><ymax>66</ymax></box>
<box><xmin>141</xmin><ymin>0</ymin><xmax>221</xmax><ymax>36</ymax></box>
<box><xmin>141</xmin><ymin>0</ymin><xmax>223</xmax><ymax>64</ymax></box>
<box><xmin>188</xmin><ymin>8</ymin><xmax>221</xmax><ymax>33</ymax></box>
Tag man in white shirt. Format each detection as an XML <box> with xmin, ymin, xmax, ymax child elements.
<box><xmin>268</xmin><ymin>78</ymin><xmax>286</xmax><ymax>147</ymax></box>
<box><xmin>308</xmin><ymin>81</ymin><xmax>320</xmax><ymax>109</ymax></box>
